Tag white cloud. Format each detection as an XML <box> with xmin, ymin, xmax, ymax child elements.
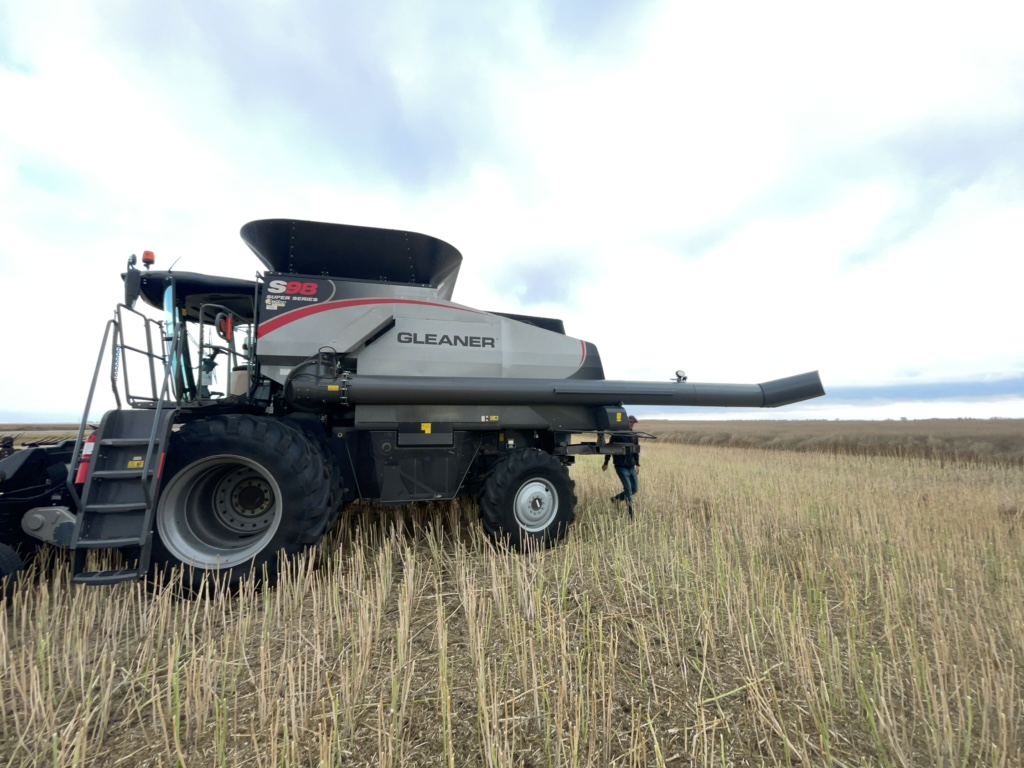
<box><xmin>1</xmin><ymin>0</ymin><xmax>1022</xmax><ymax>421</ymax></box>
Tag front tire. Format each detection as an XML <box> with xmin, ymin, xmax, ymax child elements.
<box><xmin>479</xmin><ymin>449</ymin><xmax>577</xmax><ymax>550</ymax></box>
<box><xmin>152</xmin><ymin>415</ymin><xmax>331</xmax><ymax>591</ymax></box>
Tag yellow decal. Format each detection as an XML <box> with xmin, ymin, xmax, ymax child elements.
<box><xmin>127</xmin><ymin>459</ymin><xmax>145</xmax><ymax>469</ymax></box>
<box><xmin>327</xmin><ymin>384</ymin><xmax>340</xmax><ymax>391</ymax></box>
<box><xmin>421</xmin><ymin>423</ymin><xmax>432</xmax><ymax>434</ymax></box>
<box><xmin>616</xmin><ymin>413</ymin><xmax>623</xmax><ymax>422</ymax></box>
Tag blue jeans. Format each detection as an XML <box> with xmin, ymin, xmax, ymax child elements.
<box><xmin>614</xmin><ymin>467</ymin><xmax>639</xmax><ymax>505</ymax></box>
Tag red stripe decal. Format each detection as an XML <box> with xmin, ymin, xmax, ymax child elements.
<box><xmin>580</xmin><ymin>340</ymin><xmax>586</xmax><ymax>367</ymax></box>
<box><xmin>257</xmin><ymin>298</ymin><xmax>477</xmax><ymax>338</ymax></box>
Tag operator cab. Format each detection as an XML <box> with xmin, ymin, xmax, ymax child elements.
<box><xmin>127</xmin><ymin>264</ymin><xmax>258</xmax><ymax>405</ymax></box>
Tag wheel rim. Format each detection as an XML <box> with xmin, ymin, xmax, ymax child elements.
<box><xmin>513</xmin><ymin>477</ymin><xmax>559</xmax><ymax>533</ymax></box>
<box><xmin>157</xmin><ymin>454</ymin><xmax>283</xmax><ymax>569</ymax></box>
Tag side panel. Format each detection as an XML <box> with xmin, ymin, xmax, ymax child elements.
<box><xmin>257</xmin><ymin>276</ymin><xmax>445</xmax><ymax>375</ymax></box>
<box><xmin>256</xmin><ymin>276</ymin><xmax>597</xmax><ymax>383</ymax></box>
<box><xmin>361</xmin><ymin>309</ymin><xmax>503</xmax><ymax>377</ymax></box>
<box><xmin>356</xmin><ymin>431</ymin><xmax>484</xmax><ymax>503</ymax></box>
<box><xmin>358</xmin><ymin>309</ymin><xmax>589</xmax><ymax>379</ymax></box>
<box><xmin>353</xmin><ymin>404</ymin><xmax>604</xmax><ymax>432</ymax></box>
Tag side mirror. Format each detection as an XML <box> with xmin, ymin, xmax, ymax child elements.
<box><xmin>215</xmin><ymin>312</ymin><xmax>233</xmax><ymax>342</ymax></box>
<box><xmin>123</xmin><ymin>255</ymin><xmax>141</xmax><ymax>309</ymax></box>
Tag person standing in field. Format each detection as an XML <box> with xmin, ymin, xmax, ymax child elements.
<box><xmin>603</xmin><ymin>415</ymin><xmax>640</xmax><ymax>517</ymax></box>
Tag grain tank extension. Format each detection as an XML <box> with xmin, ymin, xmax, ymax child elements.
<box><xmin>0</xmin><ymin>218</ymin><xmax>825</xmax><ymax>590</ymax></box>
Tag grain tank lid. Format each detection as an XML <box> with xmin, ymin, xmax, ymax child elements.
<box><xmin>240</xmin><ymin>218</ymin><xmax>463</xmax><ymax>298</ymax></box>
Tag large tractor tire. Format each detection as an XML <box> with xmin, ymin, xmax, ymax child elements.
<box><xmin>281</xmin><ymin>415</ymin><xmax>346</xmax><ymax>533</ymax></box>
<box><xmin>152</xmin><ymin>415</ymin><xmax>331</xmax><ymax>592</ymax></box>
<box><xmin>0</xmin><ymin>542</ymin><xmax>25</xmax><ymax>601</ymax></box>
<box><xmin>479</xmin><ymin>449</ymin><xmax>577</xmax><ymax>551</ymax></box>
<box><xmin>312</xmin><ymin>442</ymin><xmax>345</xmax><ymax>532</ymax></box>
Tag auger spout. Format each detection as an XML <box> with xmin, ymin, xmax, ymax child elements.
<box><xmin>287</xmin><ymin>370</ymin><xmax>825</xmax><ymax>409</ymax></box>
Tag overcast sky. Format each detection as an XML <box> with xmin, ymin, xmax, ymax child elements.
<box><xmin>1</xmin><ymin>0</ymin><xmax>1021</xmax><ymax>421</ymax></box>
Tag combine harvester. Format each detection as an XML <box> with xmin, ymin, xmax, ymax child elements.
<box><xmin>0</xmin><ymin>219</ymin><xmax>824</xmax><ymax>591</ymax></box>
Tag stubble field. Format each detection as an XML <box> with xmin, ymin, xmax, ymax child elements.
<box><xmin>643</xmin><ymin>418</ymin><xmax>1024</xmax><ymax>466</ymax></box>
<box><xmin>2</xmin><ymin>421</ymin><xmax>1023</xmax><ymax>766</ymax></box>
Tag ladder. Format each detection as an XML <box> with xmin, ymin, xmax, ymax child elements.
<box><xmin>69</xmin><ymin>407</ymin><xmax>178</xmax><ymax>585</ymax></box>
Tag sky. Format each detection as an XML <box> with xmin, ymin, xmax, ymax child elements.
<box><xmin>1</xmin><ymin>0</ymin><xmax>1022</xmax><ymax>422</ymax></box>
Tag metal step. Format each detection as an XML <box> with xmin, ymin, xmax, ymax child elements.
<box><xmin>70</xmin><ymin>407</ymin><xmax>178</xmax><ymax>584</ymax></box>
<box><xmin>73</xmin><ymin>535</ymin><xmax>145</xmax><ymax>549</ymax></box>
<box><xmin>89</xmin><ymin>469</ymin><xmax>155</xmax><ymax>480</ymax></box>
<box><xmin>98</xmin><ymin>437</ymin><xmax>152</xmax><ymax>447</ymax></box>
<box><xmin>81</xmin><ymin>502</ymin><xmax>148</xmax><ymax>514</ymax></box>
<box><xmin>73</xmin><ymin>570</ymin><xmax>145</xmax><ymax>586</ymax></box>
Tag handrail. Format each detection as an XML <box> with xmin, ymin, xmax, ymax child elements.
<box><xmin>68</xmin><ymin>306</ymin><xmax>176</xmax><ymax>510</ymax></box>
<box><xmin>66</xmin><ymin>317</ymin><xmax>116</xmax><ymax>509</ymax></box>
<box><xmin>116</xmin><ymin>304</ymin><xmax>169</xmax><ymax>407</ymax></box>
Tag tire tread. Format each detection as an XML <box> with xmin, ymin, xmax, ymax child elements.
<box><xmin>479</xmin><ymin>448</ymin><xmax>577</xmax><ymax>550</ymax></box>
<box><xmin>153</xmin><ymin>415</ymin><xmax>332</xmax><ymax>589</ymax></box>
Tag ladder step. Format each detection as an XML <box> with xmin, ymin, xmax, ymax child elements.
<box><xmin>73</xmin><ymin>570</ymin><xmax>144</xmax><ymax>586</ymax></box>
<box><xmin>98</xmin><ymin>437</ymin><xmax>157</xmax><ymax>447</ymax></box>
<box><xmin>82</xmin><ymin>502</ymin><xmax>148</xmax><ymax>513</ymax></box>
<box><xmin>90</xmin><ymin>469</ymin><xmax>154</xmax><ymax>479</ymax></box>
<box><xmin>70</xmin><ymin>405</ymin><xmax>178</xmax><ymax>585</ymax></box>
<box><xmin>75</xmin><ymin>536</ymin><xmax>145</xmax><ymax>549</ymax></box>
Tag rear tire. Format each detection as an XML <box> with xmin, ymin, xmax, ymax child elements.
<box><xmin>0</xmin><ymin>542</ymin><xmax>25</xmax><ymax>600</ymax></box>
<box><xmin>479</xmin><ymin>449</ymin><xmax>576</xmax><ymax>551</ymax></box>
<box><xmin>152</xmin><ymin>415</ymin><xmax>331</xmax><ymax>592</ymax></box>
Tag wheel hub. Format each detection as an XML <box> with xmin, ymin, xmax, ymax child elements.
<box><xmin>215</xmin><ymin>470</ymin><xmax>276</xmax><ymax>533</ymax></box>
<box><xmin>157</xmin><ymin>455</ymin><xmax>283</xmax><ymax>568</ymax></box>
<box><xmin>232</xmin><ymin>479</ymin><xmax>271</xmax><ymax>517</ymax></box>
<box><xmin>513</xmin><ymin>478</ymin><xmax>559</xmax><ymax>532</ymax></box>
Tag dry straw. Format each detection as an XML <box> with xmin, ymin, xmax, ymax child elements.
<box><xmin>2</xmin><ymin>440</ymin><xmax>1023</xmax><ymax>766</ymax></box>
